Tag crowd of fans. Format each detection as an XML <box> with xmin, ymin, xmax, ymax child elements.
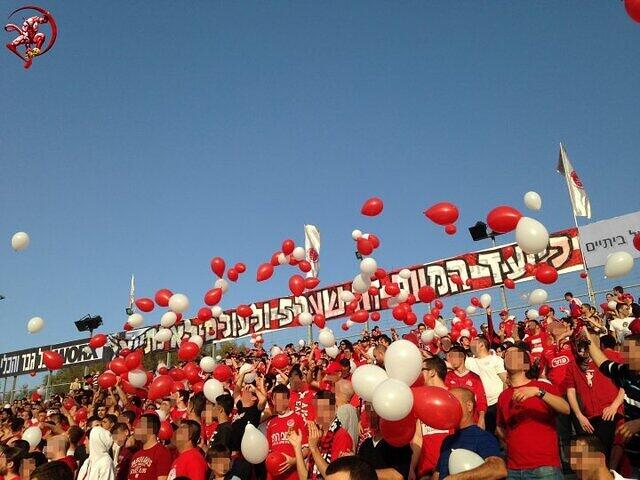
<box><xmin>1</xmin><ymin>286</ymin><xmax>639</xmax><ymax>480</ymax></box>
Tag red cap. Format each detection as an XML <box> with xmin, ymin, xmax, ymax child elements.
<box><xmin>499</xmin><ymin>309</ymin><xmax>509</xmax><ymax>316</ymax></box>
<box><xmin>629</xmin><ymin>318</ymin><xmax>640</xmax><ymax>336</ymax></box>
<box><xmin>325</xmin><ymin>362</ymin><xmax>342</xmax><ymax>374</ymax></box>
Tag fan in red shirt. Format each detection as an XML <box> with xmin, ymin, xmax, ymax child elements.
<box><xmin>445</xmin><ymin>346</ymin><xmax>488</xmax><ymax>429</ymax></box>
<box><xmin>127</xmin><ymin>413</ymin><xmax>173</xmax><ymax>480</ymax></box>
<box><xmin>497</xmin><ymin>345</ymin><xmax>570</xmax><ymax>477</ymax></box>
<box><xmin>267</xmin><ymin>384</ymin><xmax>309</xmax><ymax>480</ymax></box>
<box><xmin>288</xmin><ymin>366</ymin><xmax>316</xmax><ymax>421</ymax></box>
<box><xmin>170</xmin><ymin>391</ymin><xmax>189</xmax><ymax>424</ymax></box>
<box><xmin>540</xmin><ymin>321</ymin><xmax>575</xmax><ymax>395</ymax></box>
<box><xmin>167</xmin><ymin>420</ymin><xmax>207</xmax><ymax>480</ymax></box>
<box><xmin>523</xmin><ymin>319</ymin><xmax>551</xmax><ymax>362</ymax></box>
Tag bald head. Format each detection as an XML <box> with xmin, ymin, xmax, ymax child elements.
<box><xmin>335</xmin><ymin>379</ymin><xmax>355</xmax><ymax>406</ymax></box>
<box><xmin>45</xmin><ymin>434</ymin><xmax>69</xmax><ymax>460</ymax></box>
<box><xmin>450</xmin><ymin>387</ymin><xmax>475</xmax><ymax>425</ymax></box>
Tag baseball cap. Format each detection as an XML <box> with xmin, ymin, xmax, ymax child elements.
<box><xmin>325</xmin><ymin>361</ymin><xmax>342</xmax><ymax>375</ymax></box>
<box><xmin>499</xmin><ymin>309</ymin><xmax>508</xmax><ymax>316</ymax></box>
<box><xmin>629</xmin><ymin>318</ymin><xmax>640</xmax><ymax>336</ymax></box>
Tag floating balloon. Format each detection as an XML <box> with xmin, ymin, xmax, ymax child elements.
<box><xmin>625</xmin><ymin>0</ymin><xmax>640</xmax><ymax>23</ymax></box>
<box><xmin>480</xmin><ymin>294</ymin><xmax>492</xmax><ymax>308</ymax></box>
<box><xmin>211</xmin><ymin>306</ymin><xmax>223</xmax><ymax>317</ymax></box>
<box><xmin>372</xmin><ymin>378</ymin><xmax>413</xmax><ymax>421</ymax></box>
<box><xmin>155</xmin><ymin>289</ymin><xmax>173</xmax><ymax>307</ymax></box>
<box><xmin>298</xmin><ymin>339</ymin><xmax>305</xmax><ymax>347</ymax></box>
<box><xmin>227</xmin><ymin>268</ymin><xmax>238</xmax><ymax>281</ymax></box>
<box><xmin>241</xmin><ymin>424</ymin><xmax>269</xmax><ymax>464</ymax></box>
<box><xmin>417</xmin><ymin>286</ymin><xmax>436</xmax><ymax>303</ymax></box>
<box><xmin>272</xmin><ymin>353</ymin><xmax>289</xmax><ymax>370</ymax></box>
<box><xmin>128</xmin><ymin>369</ymin><xmax>148</xmax><ymax>388</ymax></box>
<box><xmin>434</xmin><ymin>322</ymin><xmax>449</xmax><ymax>337</ymax></box>
<box><xmin>204</xmin><ymin>288</ymin><xmax>222</xmax><ymax>307</ymax></box>
<box><xmin>215</xmin><ymin>278</ymin><xmax>229</xmax><ymax>294</ymax></box>
<box><xmin>352</xmin><ymin>365</ymin><xmax>388</xmax><ymax>402</ymax></box>
<box><xmin>168</xmin><ymin>293</ymin><xmax>189</xmax><ymax>313</ymax></box>
<box><xmin>125</xmin><ymin>350</ymin><xmax>143</xmax><ymax>370</ymax></box>
<box><xmin>314</xmin><ymin>314</ymin><xmax>326</xmax><ymax>329</ymax></box>
<box><xmin>197</xmin><ymin>307</ymin><xmax>213</xmax><ymax>323</ymax></box>
<box><xmin>97</xmin><ymin>372</ymin><xmax>117</xmax><ymax>389</ymax></box>
<box><xmin>526</xmin><ymin>309</ymin><xmax>540</xmax><ymax>320</ymax></box>
<box><xmin>178</xmin><ymin>342</ymin><xmax>200</xmax><ymax>361</ymax></box>
<box><xmin>158</xmin><ymin>420</ymin><xmax>173</xmax><ymax>441</ymax></box>
<box><xmin>11</xmin><ymin>232</ymin><xmax>30</xmax><ymax>251</ymax></box>
<box><xmin>421</xmin><ymin>329</ymin><xmax>435</xmax><ymax>343</ymax></box>
<box><xmin>449</xmin><ymin>448</ymin><xmax>485</xmax><ymax>475</ymax></box>
<box><xmin>535</xmin><ymin>263</ymin><xmax>558</xmax><ymax>284</ymax></box>
<box><xmin>465</xmin><ymin>305</ymin><xmax>476</xmax><ymax>315</ymax></box>
<box><xmin>412</xmin><ymin>386</ymin><xmax>462</xmax><ymax>430</ymax></box>
<box><xmin>352</xmin><ymin>273</ymin><xmax>371</xmax><ymax>294</ymax></box>
<box><xmin>210</xmin><ymin>257</ymin><xmax>226</xmax><ymax>277</ymax></box>
<box><xmin>305</xmin><ymin>277</ymin><xmax>320</xmax><ymax>290</ymax></box>
<box><xmin>147</xmin><ymin>375</ymin><xmax>172</xmax><ymax>400</ymax></box>
<box><xmin>360</xmin><ymin>257</ymin><xmax>378</xmax><ymax>275</ymax></box>
<box><xmin>27</xmin><ymin>316</ymin><xmax>44</xmax><ymax>333</ymax></box>
<box><xmin>213</xmin><ymin>364</ymin><xmax>233</xmax><ymax>383</ymax></box>
<box><xmin>127</xmin><ymin>313</ymin><xmax>144</xmax><ymax>328</ymax></box>
<box><xmin>503</xmin><ymin>245</ymin><xmax>515</xmax><ymax>259</ymax></box>
<box><xmin>384</xmin><ymin>340</ymin><xmax>422</xmax><ymax>386</ymax></box>
<box><xmin>135</xmin><ymin>298</ymin><xmax>154</xmax><ymax>312</ymax></box>
<box><xmin>199</xmin><ymin>357</ymin><xmax>216</xmax><ymax>373</ymax></box>
<box><xmin>109</xmin><ymin>357</ymin><xmax>128</xmax><ymax>375</ymax></box>
<box><xmin>604</xmin><ymin>252</ymin><xmax>634</xmax><ymax>278</ymax></box>
<box><xmin>289</xmin><ymin>275</ymin><xmax>305</xmax><ymax>296</ymax></box>
<box><xmin>634</xmin><ymin>232</ymin><xmax>640</xmax><ymax>252</ymax></box>
<box><xmin>325</xmin><ymin>345</ymin><xmax>339</xmax><ymax>358</ymax></box>
<box><xmin>42</xmin><ymin>350</ymin><xmax>63</xmax><ymax>370</ymax></box>
<box><xmin>298</xmin><ymin>312</ymin><xmax>313</xmax><ymax>326</ymax></box>
<box><xmin>424</xmin><ymin>202</ymin><xmax>459</xmax><ymax>226</ymax></box>
<box><xmin>515</xmin><ymin>217</ymin><xmax>549</xmax><ymax>254</ymax></box>
<box><xmin>203</xmin><ymin>378</ymin><xmax>225</xmax><ymax>403</ymax></box>
<box><xmin>504</xmin><ymin>278</ymin><xmax>515</xmax><ymax>289</ymax></box>
<box><xmin>524</xmin><ymin>191</ymin><xmax>542</xmax><ymax>211</ymax></box>
<box><xmin>380</xmin><ymin>414</ymin><xmax>417</xmax><ymax>447</ymax></box>
<box><xmin>154</xmin><ymin>328</ymin><xmax>172</xmax><ymax>343</ymax></box>
<box><xmin>22</xmin><ymin>426</ymin><xmax>42</xmax><ymax>448</ymax></box>
<box><xmin>538</xmin><ymin>304</ymin><xmax>550</xmax><ymax>316</ymax></box>
<box><xmin>318</xmin><ymin>329</ymin><xmax>335</xmax><ymax>347</ymax></box>
<box><xmin>236</xmin><ymin>304</ymin><xmax>253</xmax><ymax>318</ymax></box>
<box><xmin>256</xmin><ymin>263</ymin><xmax>274</xmax><ymax>282</ymax></box>
<box><xmin>486</xmin><ymin>206</ymin><xmax>522</xmax><ymax>234</ymax></box>
<box><xmin>356</xmin><ymin>237</ymin><xmax>374</xmax><ymax>256</ymax></box>
<box><xmin>361</xmin><ymin>197</ymin><xmax>384</xmax><ymax>216</ymax></box>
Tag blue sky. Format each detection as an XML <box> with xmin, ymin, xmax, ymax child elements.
<box><xmin>1</xmin><ymin>2</ymin><xmax>639</xmax><ymax>380</ymax></box>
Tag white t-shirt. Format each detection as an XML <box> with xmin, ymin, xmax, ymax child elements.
<box><xmin>609</xmin><ymin>317</ymin><xmax>633</xmax><ymax>342</ymax></box>
<box><xmin>465</xmin><ymin>354</ymin><xmax>506</xmax><ymax>406</ymax></box>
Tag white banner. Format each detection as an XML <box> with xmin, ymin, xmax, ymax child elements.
<box><xmin>578</xmin><ymin>211</ymin><xmax>640</xmax><ymax>268</ymax></box>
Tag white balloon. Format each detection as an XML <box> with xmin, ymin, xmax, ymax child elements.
<box><xmin>529</xmin><ymin>288</ymin><xmax>548</xmax><ymax>305</ymax></box>
<box><xmin>515</xmin><ymin>217</ymin><xmax>549</xmax><ymax>254</ymax></box>
<box><xmin>372</xmin><ymin>378</ymin><xmax>414</xmax><ymax>421</ymax></box>
<box><xmin>351</xmin><ymin>229</ymin><xmax>363</xmax><ymax>240</ymax></box>
<box><xmin>387</xmin><ymin>297</ymin><xmax>400</xmax><ymax>307</ymax></box>
<box><xmin>211</xmin><ymin>306</ymin><xmax>223</xmax><ymax>317</ymax></box>
<box><xmin>190</xmin><ymin>336</ymin><xmax>203</xmax><ymax>348</ymax></box>
<box><xmin>277</xmin><ymin>253</ymin><xmax>288</xmax><ymax>265</ymax></box>
<box><xmin>292</xmin><ymin>246</ymin><xmax>306</xmax><ymax>261</ymax></box>
<box><xmin>605</xmin><ymin>252</ymin><xmax>634</xmax><ymax>279</ymax></box>
<box><xmin>352</xmin><ymin>274</ymin><xmax>371</xmax><ymax>294</ymax></box>
<box><xmin>200</xmin><ymin>356</ymin><xmax>216</xmax><ymax>372</ymax></box>
<box><xmin>298</xmin><ymin>339</ymin><xmax>305</xmax><ymax>347</ymax></box>
<box><xmin>127</xmin><ymin>313</ymin><xmax>144</xmax><ymax>328</ymax></box>
<box><xmin>449</xmin><ymin>448</ymin><xmax>485</xmax><ymax>475</ymax></box>
<box><xmin>608</xmin><ymin>300</ymin><xmax>618</xmax><ymax>310</ymax></box>
<box><xmin>346</xmin><ymin>319</ymin><xmax>354</xmax><ymax>328</ymax></box>
<box><xmin>27</xmin><ymin>316</ymin><xmax>44</xmax><ymax>333</ymax></box>
<box><xmin>37</xmin><ymin>387</ymin><xmax>45</xmax><ymax>396</ymax></box>
<box><xmin>523</xmin><ymin>191</ymin><xmax>542</xmax><ymax>211</ymax></box>
<box><xmin>465</xmin><ymin>305</ymin><xmax>476</xmax><ymax>315</ymax></box>
<box><xmin>244</xmin><ymin>371</ymin><xmax>257</xmax><ymax>384</ymax></box>
<box><xmin>352</xmin><ymin>365</ymin><xmax>389</xmax><ymax>402</ymax></box>
<box><xmin>299</xmin><ymin>312</ymin><xmax>313</xmax><ymax>326</ymax></box>
<box><xmin>239</xmin><ymin>362</ymin><xmax>255</xmax><ymax>382</ymax></box>
<box><xmin>340</xmin><ymin>290</ymin><xmax>355</xmax><ymax>303</ymax></box>
<box><xmin>22</xmin><ymin>426</ymin><xmax>42</xmax><ymax>448</ymax></box>
<box><xmin>325</xmin><ymin>345</ymin><xmax>339</xmax><ymax>358</ymax></box>
<box><xmin>216</xmin><ymin>355</ymin><xmax>222</xmax><ymax>361</ymax></box>
<box><xmin>168</xmin><ymin>293</ymin><xmax>189</xmax><ymax>313</ymax></box>
<box><xmin>249</xmin><ymin>338</ymin><xmax>256</xmax><ymax>345</ymax></box>
<box><xmin>83</xmin><ymin>346</ymin><xmax>93</xmax><ymax>355</ymax></box>
<box><xmin>318</xmin><ymin>329</ymin><xmax>335</xmax><ymax>347</ymax></box>
<box><xmin>421</xmin><ymin>330</ymin><xmax>435</xmax><ymax>344</ymax></box>
<box><xmin>214</xmin><ymin>278</ymin><xmax>229</xmax><ymax>293</ymax></box>
<box><xmin>480</xmin><ymin>294</ymin><xmax>492</xmax><ymax>309</ymax></box>
<box><xmin>399</xmin><ymin>269</ymin><xmax>411</xmax><ymax>280</ymax></box>
<box><xmin>11</xmin><ymin>232</ymin><xmax>30</xmax><ymax>252</ymax></box>
<box><xmin>203</xmin><ymin>378</ymin><xmax>224</xmax><ymax>403</ymax></box>
<box><xmin>154</xmin><ymin>328</ymin><xmax>172</xmax><ymax>343</ymax></box>
<box><xmin>459</xmin><ymin>329</ymin><xmax>470</xmax><ymax>338</ymax></box>
<box><xmin>384</xmin><ymin>339</ymin><xmax>422</xmax><ymax>386</ymax></box>
<box><xmin>360</xmin><ymin>257</ymin><xmax>378</xmax><ymax>275</ymax></box>
<box><xmin>397</xmin><ymin>290</ymin><xmax>409</xmax><ymax>303</ymax></box>
<box><xmin>452</xmin><ymin>317</ymin><xmax>460</xmax><ymax>325</ymax></box>
<box><xmin>434</xmin><ymin>322</ymin><xmax>449</xmax><ymax>337</ymax></box>
<box><xmin>128</xmin><ymin>369</ymin><xmax>148</xmax><ymax>388</ymax></box>
<box><xmin>156</xmin><ymin>409</ymin><xmax>168</xmax><ymax>421</ymax></box>
<box><xmin>271</xmin><ymin>346</ymin><xmax>282</xmax><ymax>356</ymax></box>
<box><xmin>526</xmin><ymin>309</ymin><xmax>540</xmax><ymax>320</ymax></box>
<box><xmin>241</xmin><ymin>424</ymin><xmax>269</xmax><ymax>464</ymax></box>
<box><xmin>160</xmin><ymin>312</ymin><xmax>177</xmax><ymax>328</ymax></box>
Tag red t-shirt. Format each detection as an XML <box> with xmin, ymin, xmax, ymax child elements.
<box><xmin>310</xmin><ymin>426</ymin><xmax>353</xmax><ymax>479</ymax></box>
<box><xmin>202</xmin><ymin>421</ymin><xmax>218</xmax><ymax>444</ymax></box>
<box><xmin>417</xmin><ymin>422</ymin><xmax>453</xmax><ymax>476</ymax></box>
<box><xmin>167</xmin><ymin>447</ymin><xmax>207</xmax><ymax>480</ymax></box>
<box><xmin>289</xmin><ymin>386</ymin><xmax>316</xmax><ymax>421</ymax></box>
<box><xmin>127</xmin><ymin>442</ymin><xmax>173</xmax><ymax>480</ymax></box>
<box><xmin>565</xmin><ymin>360</ymin><xmax>622</xmax><ymax>419</ymax></box>
<box><xmin>497</xmin><ymin>380</ymin><xmax>561</xmax><ymax>470</ymax></box>
<box><xmin>59</xmin><ymin>455</ymin><xmax>77</xmax><ymax>472</ymax></box>
<box><xmin>445</xmin><ymin>370</ymin><xmax>488</xmax><ymax>416</ymax></box>
<box><xmin>170</xmin><ymin>407</ymin><xmax>187</xmax><ymax>424</ymax></box>
<box><xmin>500</xmin><ymin>319</ymin><xmax>516</xmax><ymax>338</ymax></box>
<box><xmin>540</xmin><ymin>343</ymin><xmax>574</xmax><ymax>395</ymax></box>
<box><xmin>266</xmin><ymin>411</ymin><xmax>308</xmax><ymax>480</ymax></box>
<box><xmin>524</xmin><ymin>332</ymin><xmax>550</xmax><ymax>361</ymax></box>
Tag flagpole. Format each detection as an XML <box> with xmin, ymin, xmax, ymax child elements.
<box><xmin>559</xmin><ymin>144</ymin><xmax>596</xmax><ymax>303</ymax></box>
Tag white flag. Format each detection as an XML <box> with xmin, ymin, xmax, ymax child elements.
<box><xmin>304</xmin><ymin>225</ymin><xmax>320</xmax><ymax>278</ymax></box>
<box><xmin>128</xmin><ymin>274</ymin><xmax>135</xmax><ymax>309</ymax></box>
<box><xmin>557</xmin><ymin>143</ymin><xmax>591</xmax><ymax>218</ymax></box>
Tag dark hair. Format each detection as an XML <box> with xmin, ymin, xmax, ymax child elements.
<box><xmin>206</xmin><ymin>443</ymin><xmax>231</xmax><ymax>462</ymax></box>
<box><xmin>215</xmin><ymin>394</ymin><xmax>234</xmax><ymax>416</ymax></box>
<box><xmin>613</xmin><ymin>286</ymin><xmax>624</xmax><ymax>294</ymax></box>
<box><xmin>190</xmin><ymin>392</ymin><xmax>206</xmax><ymax>417</ymax></box>
<box><xmin>379</xmin><ymin>334</ymin><xmax>391</xmax><ymax>344</ymax></box>
<box><xmin>476</xmin><ymin>336</ymin><xmax>490</xmax><ymax>351</ymax></box>
<box><xmin>564</xmin><ymin>292</ymin><xmax>573</xmax><ymax>298</ymax></box>
<box><xmin>141</xmin><ymin>413</ymin><xmax>161</xmax><ymax>435</ymax></box>
<box><xmin>571</xmin><ymin>434</ymin><xmax>607</xmax><ymax>455</ymax></box>
<box><xmin>599</xmin><ymin>335</ymin><xmax>616</xmax><ymax>350</ymax></box>
<box><xmin>104</xmin><ymin>414</ymin><xmax>118</xmax><ymax>427</ymax></box>
<box><xmin>25</xmin><ymin>451</ymin><xmax>47</xmax><ymax>468</ymax></box>
<box><xmin>616</xmin><ymin>303</ymin><xmax>629</xmax><ymax>314</ymax></box>
<box><xmin>129</xmin><ymin>396</ymin><xmax>142</xmax><ymax>408</ymax></box>
<box><xmin>113</xmin><ymin>422</ymin><xmax>129</xmax><ymax>434</ymax></box>
<box><xmin>272</xmin><ymin>384</ymin><xmax>290</xmax><ymax>397</ymax></box>
<box><xmin>120</xmin><ymin>410</ymin><xmax>136</xmax><ymax>425</ymax></box>
<box><xmin>183</xmin><ymin>419</ymin><xmax>201</xmax><ymax>446</ymax></box>
<box><xmin>325</xmin><ymin>455</ymin><xmax>377</xmax><ymax>480</ymax></box>
<box><xmin>448</xmin><ymin>345</ymin><xmax>467</xmax><ymax>355</ymax></box>
<box><xmin>423</xmin><ymin>357</ymin><xmax>447</xmax><ymax>381</ymax></box>
<box><xmin>86</xmin><ymin>415</ymin><xmax>100</xmax><ymax>426</ymax></box>
<box><xmin>11</xmin><ymin>416</ymin><xmax>25</xmax><ymax>432</ymax></box>
<box><xmin>315</xmin><ymin>390</ymin><xmax>336</xmax><ymax>404</ymax></box>
<box><xmin>178</xmin><ymin>390</ymin><xmax>190</xmax><ymax>404</ymax></box>
<box><xmin>289</xmin><ymin>365</ymin><xmax>303</xmax><ymax>379</ymax></box>
<box><xmin>30</xmin><ymin>460</ymin><xmax>74</xmax><ymax>480</ymax></box>
<box><xmin>0</xmin><ymin>445</ymin><xmax>24</xmax><ymax>474</ymax></box>
<box><xmin>339</xmin><ymin>358</ymin><xmax>351</xmax><ymax>368</ymax></box>
<box><xmin>12</xmin><ymin>439</ymin><xmax>30</xmax><ymax>455</ymax></box>
<box><xmin>67</xmin><ymin>426</ymin><xmax>84</xmax><ymax>445</ymax></box>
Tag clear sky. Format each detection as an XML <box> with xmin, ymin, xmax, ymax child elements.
<box><xmin>1</xmin><ymin>2</ymin><xmax>639</xmax><ymax>382</ymax></box>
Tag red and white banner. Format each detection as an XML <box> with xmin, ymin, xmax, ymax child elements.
<box><xmin>122</xmin><ymin>227</ymin><xmax>583</xmax><ymax>353</ymax></box>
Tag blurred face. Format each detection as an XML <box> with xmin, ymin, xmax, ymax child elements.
<box><xmin>504</xmin><ymin>348</ymin><xmax>529</xmax><ymax>373</ymax></box>
<box><xmin>0</xmin><ymin>452</ymin><xmax>7</xmax><ymax>475</ymax></box>
<box><xmin>21</xmin><ymin>458</ymin><xmax>36</xmax><ymax>479</ymax></box>
<box><xmin>440</xmin><ymin>337</ymin><xmax>452</xmax><ymax>352</ymax></box>
<box><xmin>37</xmin><ymin>411</ymin><xmax>46</xmax><ymax>423</ymax></box>
<box><xmin>622</xmin><ymin>339</ymin><xmax>640</xmax><ymax>371</ymax></box>
<box><xmin>175</xmin><ymin>423</ymin><xmax>190</xmax><ymax>451</ymax></box>
<box><xmin>45</xmin><ymin>436</ymin><xmax>63</xmax><ymax>459</ymax></box>
<box><xmin>570</xmin><ymin>439</ymin><xmax>605</xmax><ymax>474</ymax></box>
<box><xmin>273</xmin><ymin>393</ymin><xmax>289</xmax><ymax>415</ymax></box>
<box><xmin>314</xmin><ymin>399</ymin><xmax>335</xmax><ymax>428</ymax></box>
<box><xmin>460</xmin><ymin>337</ymin><xmax>470</xmax><ymax>348</ymax></box>
<box><xmin>446</xmin><ymin>351</ymin><xmax>465</xmax><ymax>369</ymax></box>
<box><xmin>619</xmin><ymin>305</ymin><xmax>631</xmax><ymax>318</ymax></box>
<box><xmin>209</xmin><ymin>456</ymin><xmax>230</xmax><ymax>476</ymax></box>
<box><xmin>96</xmin><ymin>406</ymin><xmax>107</xmax><ymax>418</ymax></box>
<box><xmin>134</xmin><ymin>417</ymin><xmax>155</xmax><ymax>442</ymax></box>
<box><xmin>374</xmin><ymin>349</ymin><xmax>385</xmax><ymax>365</ymax></box>
<box><xmin>101</xmin><ymin>417</ymin><xmax>114</xmax><ymax>431</ymax></box>
<box><xmin>112</xmin><ymin>428</ymin><xmax>128</xmax><ymax>447</ymax></box>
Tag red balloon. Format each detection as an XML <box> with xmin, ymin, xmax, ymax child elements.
<box><xmin>486</xmin><ymin>205</ymin><xmax>522</xmax><ymax>234</ymax></box>
<box><xmin>210</xmin><ymin>257</ymin><xmax>226</xmax><ymax>278</ymax></box>
<box><xmin>98</xmin><ymin>372</ymin><xmax>117</xmax><ymax>389</ymax></box>
<box><xmin>148</xmin><ymin>375</ymin><xmax>173</xmax><ymax>400</ymax></box>
<box><xmin>434</xmin><ymin>299</ymin><xmax>444</xmax><ymax>310</ymax></box>
<box><xmin>314</xmin><ymin>314</ymin><xmax>326</xmax><ymax>328</ymax></box>
<box><xmin>298</xmin><ymin>260</ymin><xmax>312</xmax><ymax>273</ymax></box>
<box><xmin>444</xmin><ymin>224</ymin><xmax>457</xmax><ymax>235</ymax></box>
<box><xmin>282</xmin><ymin>239</ymin><xmax>295</xmax><ymax>256</ymax></box>
<box><xmin>204</xmin><ymin>288</ymin><xmax>222</xmax><ymax>306</ymax></box>
<box><xmin>392</xmin><ymin>305</ymin><xmax>408</xmax><ymax>321</ymax></box>
<box><xmin>580</xmin><ymin>271</ymin><xmax>588</xmax><ymax>279</ymax></box>
<box><xmin>191</xmin><ymin>381</ymin><xmax>204</xmax><ymax>394</ymax></box>
<box><xmin>178</xmin><ymin>342</ymin><xmax>200</xmax><ymax>362</ymax></box>
<box><xmin>356</xmin><ymin>237</ymin><xmax>374</xmax><ymax>256</ymax></box>
<box><xmin>341</xmin><ymin>323</ymin><xmax>349</xmax><ymax>331</ymax></box>
<box><xmin>470</xmin><ymin>297</ymin><xmax>480</xmax><ymax>307</ymax></box>
<box><xmin>110</xmin><ymin>357</ymin><xmax>128</xmax><ymax>375</ymax></box>
<box><xmin>417</xmin><ymin>286</ymin><xmax>436</xmax><ymax>304</ymax></box>
<box><xmin>412</xmin><ymin>386</ymin><xmax>462</xmax><ymax>430</ymax></box>
<box><xmin>539</xmin><ymin>305</ymin><xmax>551</xmax><ymax>316</ymax></box>
<box><xmin>213</xmin><ymin>364</ymin><xmax>233</xmax><ymax>382</ymax></box>
<box><xmin>169</xmin><ymin>368</ymin><xmax>186</xmax><ymax>382</ymax></box>
<box><xmin>89</xmin><ymin>334</ymin><xmax>107</xmax><ymax>349</ymax></box>
<box><xmin>361</xmin><ymin>197</ymin><xmax>384</xmax><ymax>216</ymax></box>
<box><xmin>380</xmin><ymin>414</ymin><xmax>417</xmax><ymax>447</ymax></box>
<box><xmin>184</xmin><ymin>362</ymin><xmax>202</xmax><ymax>384</ymax></box>
<box><xmin>465</xmin><ymin>278</ymin><xmax>473</xmax><ymax>287</ymax></box>
<box><xmin>235</xmin><ymin>262</ymin><xmax>247</xmax><ymax>273</ymax></box>
<box><xmin>423</xmin><ymin>313</ymin><xmax>436</xmax><ymax>329</ymax></box>
<box><xmin>123</xmin><ymin>323</ymin><xmax>133</xmax><ymax>331</ymax></box>
<box><xmin>450</xmin><ymin>274</ymin><xmax>463</xmax><ymax>286</ymax></box>
<box><xmin>227</xmin><ymin>268</ymin><xmax>238</xmax><ymax>282</ymax></box>
<box><xmin>272</xmin><ymin>353</ymin><xmax>289</xmax><ymax>370</ymax></box>
<box><xmin>289</xmin><ymin>275</ymin><xmax>305</xmax><ymax>296</ymax></box>
<box><xmin>375</xmin><ymin>268</ymin><xmax>387</xmax><ymax>280</ymax></box>
<box><xmin>633</xmin><ymin>232</ymin><xmax>640</xmax><ymax>251</ymax></box>
<box><xmin>288</xmin><ymin>255</ymin><xmax>299</xmax><ymax>266</ymax></box>
<box><xmin>384</xmin><ymin>283</ymin><xmax>400</xmax><ymax>297</ymax></box>
<box><xmin>424</xmin><ymin>202</ymin><xmax>459</xmax><ymax>226</ymax></box>
<box><xmin>237</xmin><ymin>304</ymin><xmax>253</xmax><ymax>318</ymax></box>
<box><xmin>62</xmin><ymin>397</ymin><xmax>76</xmax><ymax>410</ymax></box>
<box><xmin>265</xmin><ymin>451</ymin><xmax>286</xmax><ymax>476</ymax></box>
<box><xmin>256</xmin><ymin>263</ymin><xmax>275</xmax><ymax>282</ymax></box>
<box><xmin>350</xmin><ymin>310</ymin><xmax>369</xmax><ymax>324</ymax></box>
<box><xmin>371</xmin><ymin>312</ymin><xmax>381</xmax><ymax>321</ymax></box>
<box><xmin>158</xmin><ymin>420</ymin><xmax>174</xmax><ymax>441</ymax></box>
<box><xmin>135</xmin><ymin>298</ymin><xmax>155</xmax><ymax>312</ymax></box>
<box><xmin>368</xmin><ymin>286</ymin><xmax>379</xmax><ymax>296</ymax></box>
<box><xmin>524</xmin><ymin>263</ymin><xmax>536</xmax><ymax>275</ymax></box>
<box><xmin>155</xmin><ymin>289</ymin><xmax>173</xmax><ymax>307</ymax></box>
<box><xmin>625</xmin><ymin>0</ymin><xmax>640</xmax><ymax>23</ymax></box>
<box><xmin>74</xmin><ymin>407</ymin><xmax>88</xmax><ymax>424</ymax></box>
<box><xmin>305</xmin><ymin>277</ymin><xmax>320</xmax><ymax>290</ymax></box>
<box><xmin>270</xmin><ymin>252</ymin><xmax>281</xmax><ymax>267</ymax></box>
<box><xmin>503</xmin><ymin>245</ymin><xmax>515</xmax><ymax>259</ymax></box>
<box><xmin>504</xmin><ymin>278</ymin><xmax>515</xmax><ymax>289</ymax></box>
<box><xmin>405</xmin><ymin>311</ymin><xmax>418</xmax><ymax>326</ymax></box>
<box><xmin>195</xmin><ymin>307</ymin><xmax>212</xmax><ymax>323</ymax></box>
<box><xmin>42</xmin><ymin>350</ymin><xmax>63</xmax><ymax>370</ymax></box>
<box><xmin>535</xmin><ymin>263</ymin><xmax>558</xmax><ymax>285</ymax></box>
<box><xmin>125</xmin><ymin>351</ymin><xmax>143</xmax><ymax>370</ymax></box>
<box><xmin>120</xmin><ymin>348</ymin><xmax>131</xmax><ymax>358</ymax></box>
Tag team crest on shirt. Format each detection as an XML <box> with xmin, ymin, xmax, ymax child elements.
<box><xmin>466</xmin><ymin>380</ymin><xmax>473</xmax><ymax>387</ymax></box>
<box><xmin>551</xmin><ymin>356</ymin><xmax>569</xmax><ymax>368</ymax></box>
<box><xmin>287</xmin><ymin>419</ymin><xmax>295</xmax><ymax>428</ymax></box>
